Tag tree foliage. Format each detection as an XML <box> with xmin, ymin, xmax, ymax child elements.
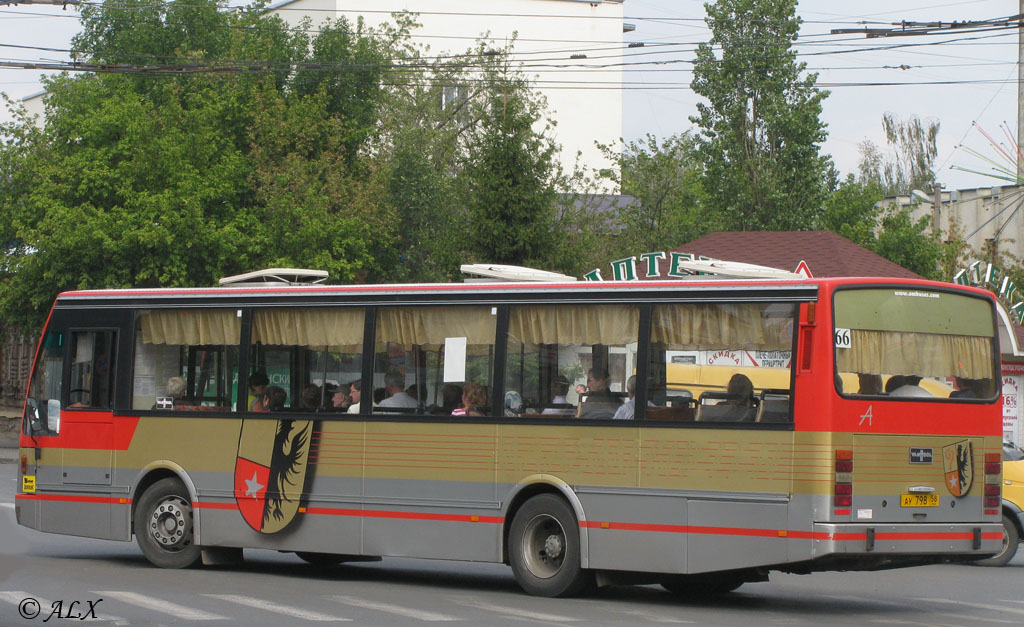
<box><xmin>691</xmin><ymin>0</ymin><xmax>832</xmax><ymax>231</ymax></box>
<box><xmin>0</xmin><ymin>2</ymin><xmax>579</xmax><ymax>332</ymax></box>
<box><xmin>858</xmin><ymin>113</ymin><xmax>940</xmax><ymax>196</ymax></box>
<box><xmin>599</xmin><ymin>133</ymin><xmax>708</xmax><ymax>256</ymax></box>
<box><xmin>0</xmin><ymin>0</ymin><xmax>406</xmax><ymax>331</ymax></box>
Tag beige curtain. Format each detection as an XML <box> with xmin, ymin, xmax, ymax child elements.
<box><xmin>376</xmin><ymin>307</ymin><xmax>496</xmax><ymax>346</ymax></box>
<box><xmin>140</xmin><ymin>310</ymin><xmax>241</xmax><ymax>346</ymax></box>
<box><xmin>651</xmin><ymin>304</ymin><xmax>792</xmax><ymax>350</ymax></box>
<box><xmin>253</xmin><ymin>308</ymin><xmax>363</xmax><ymax>349</ymax></box>
<box><xmin>507</xmin><ymin>305</ymin><xmax>638</xmax><ymax>345</ymax></box>
<box><xmin>837</xmin><ymin>329</ymin><xmax>993</xmax><ymax>378</ymax></box>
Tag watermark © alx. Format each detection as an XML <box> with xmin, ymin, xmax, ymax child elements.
<box><xmin>17</xmin><ymin>597</ymin><xmax>103</xmax><ymax>622</ymax></box>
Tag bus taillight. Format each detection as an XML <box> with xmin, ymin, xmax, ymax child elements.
<box><xmin>984</xmin><ymin>452</ymin><xmax>1001</xmax><ymax>515</ymax></box>
<box><xmin>834</xmin><ymin>449</ymin><xmax>853</xmax><ymax>512</ymax></box>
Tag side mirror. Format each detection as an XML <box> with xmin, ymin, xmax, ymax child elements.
<box><xmin>26</xmin><ymin>397</ymin><xmax>42</xmax><ymax>433</ymax></box>
<box><xmin>46</xmin><ymin>399</ymin><xmax>61</xmax><ymax>434</ymax></box>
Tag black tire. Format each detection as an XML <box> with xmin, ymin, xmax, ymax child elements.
<box><xmin>134</xmin><ymin>477</ymin><xmax>201</xmax><ymax>569</ymax></box>
<box><xmin>509</xmin><ymin>494</ymin><xmax>594</xmax><ymax>597</ymax></box>
<box><xmin>661</xmin><ymin>573</ymin><xmax>745</xmax><ymax>596</ymax></box>
<box><xmin>976</xmin><ymin>514</ymin><xmax>1020</xmax><ymax>567</ymax></box>
<box><xmin>295</xmin><ymin>552</ymin><xmax>345</xmax><ymax>567</ymax></box>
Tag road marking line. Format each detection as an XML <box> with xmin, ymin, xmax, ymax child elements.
<box><xmin>0</xmin><ymin>591</ymin><xmax>128</xmax><ymax>624</ymax></box>
<box><xmin>917</xmin><ymin>598</ymin><xmax>1024</xmax><ymax>617</ymax></box>
<box><xmin>206</xmin><ymin>594</ymin><xmax>348</xmax><ymax>621</ymax></box>
<box><xmin>0</xmin><ymin>503</ymin><xmax>14</xmax><ymax>509</ymax></box>
<box><xmin>617</xmin><ymin>607</ymin><xmax>693</xmax><ymax>623</ymax></box>
<box><xmin>328</xmin><ymin>594</ymin><xmax>459</xmax><ymax>621</ymax></box>
<box><xmin>96</xmin><ymin>591</ymin><xmax>225</xmax><ymax>620</ymax></box>
<box><xmin>451</xmin><ymin>596</ymin><xmax>579</xmax><ymax>622</ymax></box>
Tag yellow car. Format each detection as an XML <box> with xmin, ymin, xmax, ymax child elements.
<box><xmin>978</xmin><ymin>442</ymin><xmax>1024</xmax><ymax>566</ymax></box>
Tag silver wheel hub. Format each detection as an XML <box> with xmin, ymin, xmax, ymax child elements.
<box><xmin>522</xmin><ymin>514</ymin><xmax>566</xmax><ymax>579</ymax></box>
<box><xmin>149</xmin><ymin>497</ymin><xmax>192</xmax><ymax>550</ymax></box>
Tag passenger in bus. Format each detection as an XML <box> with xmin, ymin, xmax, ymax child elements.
<box><xmin>247</xmin><ymin>371</ymin><xmax>270</xmax><ymax>411</ymax></box>
<box><xmin>722</xmin><ymin>373</ymin><xmax>755</xmax><ymax>407</ymax></box>
<box><xmin>452</xmin><ymin>383</ymin><xmax>487</xmax><ymax>417</ymax></box>
<box><xmin>580</xmin><ymin>369</ymin><xmax>619</xmax><ymax>419</ymax></box>
<box><xmin>264</xmin><ymin>385</ymin><xmax>288</xmax><ymax>411</ymax></box>
<box><xmin>613</xmin><ymin>375</ymin><xmax>645</xmax><ymax>420</ymax></box>
<box><xmin>329</xmin><ymin>385</ymin><xmax>350</xmax><ymax>411</ymax></box>
<box><xmin>884</xmin><ymin>375</ymin><xmax>906</xmax><ymax>394</ymax></box>
<box><xmin>406</xmin><ymin>384</ymin><xmax>426</xmax><ymax>405</ymax></box>
<box><xmin>379</xmin><ymin>370</ymin><xmax>417</xmax><ymax>408</ymax></box>
<box><xmin>542</xmin><ymin>376</ymin><xmax>574</xmax><ymax>415</ymax></box>
<box><xmin>300</xmin><ymin>384</ymin><xmax>322</xmax><ymax>411</ymax></box>
<box><xmin>857</xmin><ymin>373</ymin><xmax>883</xmax><ymax>395</ymax></box>
<box><xmin>889</xmin><ymin>375</ymin><xmax>932</xmax><ymax>398</ymax></box>
<box><xmin>346</xmin><ymin>380</ymin><xmax>362</xmax><ymax>414</ymax></box>
<box><xmin>166</xmin><ymin>376</ymin><xmax>195</xmax><ymax>410</ymax></box>
<box><xmin>951</xmin><ymin>377</ymin><xmax>980</xmax><ymax>399</ymax></box>
<box><xmin>430</xmin><ymin>384</ymin><xmax>462</xmax><ymax>415</ymax></box>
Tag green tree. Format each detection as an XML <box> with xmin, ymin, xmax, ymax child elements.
<box><xmin>459</xmin><ymin>56</ymin><xmax>561</xmax><ymax>267</ymax></box>
<box><xmin>599</xmin><ymin>133</ymin><xmax>708</xmax><ymax>255</ymax></box>
<box><xmin>858</xmin><ymin>113</ymin><xmax>939</xmax><ymax>196</ymax></box>
<box><xmin>822</xmin><ymin>176</ymin><xmax>884</xmax><ymax>247</ymax></box>
<box><xmin>690</xmin><ymin>0</ymin><xmax>832</xmax><ymax>231</ymax></box>
<box><xmin>0</xmin><ymin>0</ymin><xmax>409</xmax><ymax>332</ymax></box>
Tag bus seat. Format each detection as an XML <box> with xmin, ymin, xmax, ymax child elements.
<box><xmin>757</xmin><ymin>397</ymin><xmax>791</xmax><ymax>423</ymax></box>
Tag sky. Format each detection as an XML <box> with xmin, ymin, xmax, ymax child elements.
<box><xmin>0</xmin><ymin>0</ymin><xmax>1020</xmax><ymax>191</ymax></box>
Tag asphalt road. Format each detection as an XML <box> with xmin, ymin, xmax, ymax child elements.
<box><xmin>1</xmin><ymin>462</ymin><xmax>1021</xmax><ymax>626</ymax></box>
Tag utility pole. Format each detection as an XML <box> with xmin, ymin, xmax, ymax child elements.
<box><xmin>933</xmin><ymin>184</ymin><xmax>942</xmax><ymax>236</ymax></box>
<box><xmin>1019</xmin><ymin>0</ymin><xmax>1024</xmax><ymax>176</ymax></box>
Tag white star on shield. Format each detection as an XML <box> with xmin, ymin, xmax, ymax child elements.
<box><xmin>244</xmin><ymin>471</ymin><xmax>264</xmax><ymax>498</ymax></box>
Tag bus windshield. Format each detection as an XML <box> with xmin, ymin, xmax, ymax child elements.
<box><xmin>833</xmin><ymin>287</ymin><xmax>997</xmax><ymax>400</ymax></box>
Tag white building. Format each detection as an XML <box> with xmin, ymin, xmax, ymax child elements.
<box><xmin>267</xmin><ymin>0</ymin><xmax>626</xmax><ymax>180</ymax></box>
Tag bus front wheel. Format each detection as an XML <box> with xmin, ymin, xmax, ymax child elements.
<box><xmin>134</xmin><ymin>478</ymin><xmax>201</xmax><ymax>569</ymax></box>
<box><xmin>509</xmin><ymin>494</ymin><xmax>593</xmax><ymax>597</ymax></box>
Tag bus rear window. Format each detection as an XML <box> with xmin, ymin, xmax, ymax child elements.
<box><xmin>833</xmin><ymin>288</ymin><xmax>997</xmax><ymax>400</ymax></box>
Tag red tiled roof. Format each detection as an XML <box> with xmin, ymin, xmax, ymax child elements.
<box><xmin>666</xmin><ymin>230</ymin><xmax>922</xmax><ymax>279</ymax></box>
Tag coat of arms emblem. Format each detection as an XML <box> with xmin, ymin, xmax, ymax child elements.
<box><xmin>941</xmin><ymin>439</ymin><xmax>973</xmax><ymax>497</ymax></box>
<box><xmin>234</xmin><ymin>417</ymin><xmax>314</xmax><ymax>533</ymax></box>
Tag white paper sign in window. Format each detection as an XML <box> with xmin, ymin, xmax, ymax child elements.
<box><xmin>444</xmin><ymin>337</ymin><xmax>468</xmax><ymax>382</ymax></box>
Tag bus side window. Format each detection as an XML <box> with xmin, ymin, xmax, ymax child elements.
<box><xmin>68</xmin><ymin>331</ymin><xmax>116</xmax><ymax>409</ymax></box>
<box><xmin>133</xmin><ymin>310</ymin><xmax>240</xmax><ymax>412</ymax></box>
<box><xmin>504</xmin><ymin>304</ymin><xmax>639</xmax><ymax>420</ymax></box>
<box><xmin>648</xmin><ymin>302</ymin><xmax>796</xmax><ymax>425</ymax></box>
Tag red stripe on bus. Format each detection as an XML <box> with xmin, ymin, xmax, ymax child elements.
<box><xmin>304</xmin><ymin>507</ymin><xmax>504</xmax><ymax>524</ymax></box>
<box><xmin>193</xmin><ymin>501</ymin><xmax>236</xmax><ymax>510</ymax></box>
<box><xmin>16</xmin><ymin>493</ymin><xmax>131</xmax><ymax>505</ymax></box>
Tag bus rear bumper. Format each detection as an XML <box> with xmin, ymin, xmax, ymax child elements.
<box><xmin>810</xmin><ymin>522</ymin><xmax>1004</xmax><ymax>556</ymax></box>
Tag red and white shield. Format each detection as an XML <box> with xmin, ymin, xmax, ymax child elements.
<box><xmin>234</xmin><ymin>457</ymin><xmax>270</xmax><ymax>531</ymax></box>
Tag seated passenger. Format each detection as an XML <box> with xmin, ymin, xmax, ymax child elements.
<box><xmin>379</xmin><ymin>370</ymin><xmax>417</xmax><ymax>409</ymax></box>
<box><xmin>857</xmin><ymin>373</ymin><xmax>883</xmax><ymax>395</ymax></box>
<box><xmin>247</xmin><ymin>371</ymin><xmax>270</xmax><ymax>412</ymax></box>
<box><xmin>580</xmin><ymin>369</ymin><xmax>619</xmax><ymax>419</ymax></box>
<box><xmin>612</xmin><ymin>375</ymin><xmax>646</xmax><ymax>420</ymax></box>
<box><xmin>722</xmin><ymin>373</ymin><xmax>755</xmax><ymax>407</ymax></box>
<box><xmin>452</xmin><ymin>383</ymin><xmax>487</xmax><ymax>417</ymax></box>
<box><xmin>542</xmin><ymin>376</ymin><xmax>574</xmax><ymax>415</ymax></box>
<box><xmin>300</xmin><ymin>384</ymin><xmax>322</xmax><ymax>411</ymax></box>
<box><xmin>167</xmin><ymin>376</ymin><xmax>196</xmax><ymax>410</ymax></box>
<box><xmin>889</xmin><ymin>374</ymin><xmax>932</xmax><ymax>398</ymax></box>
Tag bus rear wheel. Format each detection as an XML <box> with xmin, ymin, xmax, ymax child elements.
<box><xmin>134</xmin><ymin>478</ymin><xmax>201</xmax><ymax>569</ymax></box>
<box><xmin>509</xmin><ymin>494</ymin><xmax>593</xmax><ymax>597</ymax></box>
<box><xmin>976</xmin><ymin>514</ymin><xmax>1019</xmax><ymax>567</ymax></box>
